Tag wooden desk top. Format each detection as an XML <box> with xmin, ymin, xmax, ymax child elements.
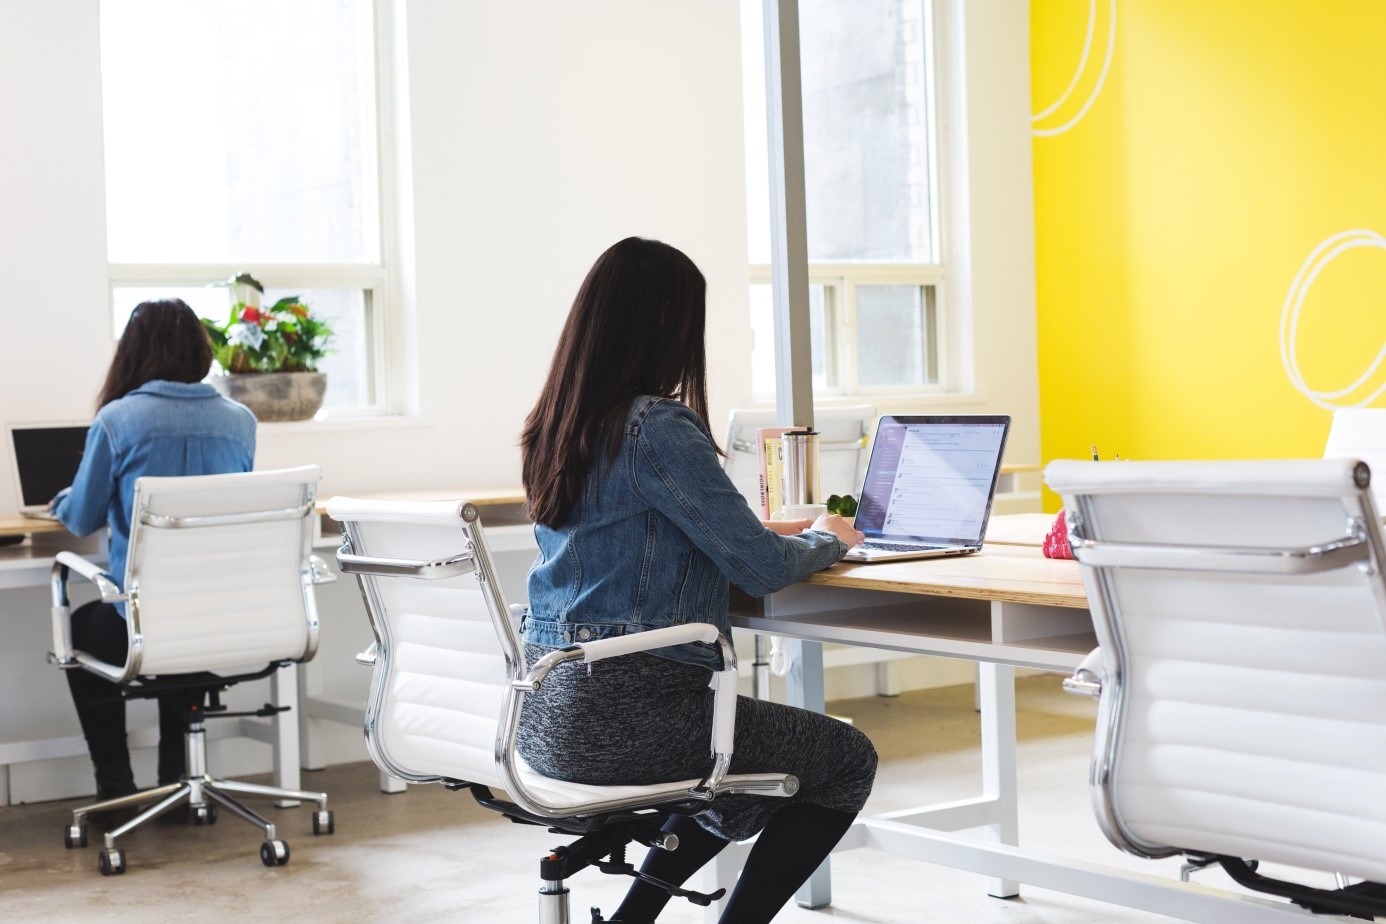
<box><xmin>0</xmin><ymin>515</ymin><xmax>67</xmax><ymax>539</ymax></box>
<box><xmin>804</xmin><ymin>543</ymin><xmax>1086</xmax><ymax>609</ymax></box>
<box><xmin>982</xmin><ymin>512</ymin><xmax>1055</xmax><ymax>547</ymax></box>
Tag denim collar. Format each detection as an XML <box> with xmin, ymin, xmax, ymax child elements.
<box><xmin>128</xmin><ymin>380</ymin><xmax>219</xmax><ymax>400</ymax></box>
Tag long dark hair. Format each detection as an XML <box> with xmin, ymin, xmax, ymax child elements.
<box><xmin>522</xmin><ymin>237</ymin><xmax>714</xmax><ymax>527</ymax></box>
<box><xmin>98</xmin><ymin>299</ymin><xmax>213</xmax><ymax>409</ymax></box>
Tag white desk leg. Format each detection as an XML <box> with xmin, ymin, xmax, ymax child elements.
<box><xmin>702</xmin><ymin>839</ymin><xmax>752</xmax><ymax>923</ymax></box>
<box><xmin>296</xmin><ymin>659</ymin><xmax>326</xmax><ymax>772</ymax></box>
<box><xmin>786</xmin><ymin>638</ymin><xmax>833</xmax><ymax>909</ymax></box>
<box><xmin>0</xmin><ymin>764</ymin><xmax>9</xmax><ymax>806</ymax></box>
<box><xmin>978</xmin><ymin>660</ymin><xmax>1019</xmax><ymax>898</ymax></box>
<box><xmin>380</xmin><ymin>770</ymin><xmax>407</xmax><ymax>793</ymax></box>
<box><xmin>271</xmin><ymin>664</ymin><xmax>303</xmax><ymax>807</ymax></box>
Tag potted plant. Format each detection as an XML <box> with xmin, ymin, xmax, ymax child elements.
<box><xmin>826</xmin><ymin>493</ymin><xmax>858</xmax><ymax>527</ymax></box>
<box><xmin>201</xmin><ymin>274</ymin><xmax>335</xmax><ymax>421</ymax></box>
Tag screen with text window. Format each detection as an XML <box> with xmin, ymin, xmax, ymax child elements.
<box><xmin>855</xmin><ymin>421</ymin><xmax>1007</xmax><ymax>543</ymax></box>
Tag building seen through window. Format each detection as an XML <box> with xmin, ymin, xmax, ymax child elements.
<box><xmin>743</xmin><ymin>0</ymin><xmax>943</xmax><ymax>397</ymax></box>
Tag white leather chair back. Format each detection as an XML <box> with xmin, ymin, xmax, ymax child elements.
<box><xmin>1046</xmin><ymin>458</ymin><xmax>1386</xmax><ymax>883</ymax></box>
<box><xmin>325</xmin><ymin>498</ymin><xmax>515</xmax><ymax>791</ymax></box>
<box><xmin>723</xmin><ymin>405</ymin><xmax>875</xmax><ymax>509</ymax></box>
<box><xmin>126</xmin><ymin>466</ymin><xmax>319</xmax><ymax>676</ymax></box>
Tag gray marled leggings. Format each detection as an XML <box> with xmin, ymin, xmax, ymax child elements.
<box><xmin>516</xmin><ymin>643</ymin><xmax>877</xmax><ymax>842</ymax></box>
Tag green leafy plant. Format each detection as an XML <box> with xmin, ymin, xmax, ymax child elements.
<box><xmin>826</xmin><ymin>494</ymin><xmax>858</xmax><ymax>517</ymax></box>
<box><xmin>201</xmin><ymin>274</ymin><xmax>334</xmax><ymax>374</ymax></box>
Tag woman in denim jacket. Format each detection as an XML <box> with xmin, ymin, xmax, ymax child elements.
<box><xmin>518</xmin><ymin>237</ymin><xmax>877</xmax><ymax>924</ymax></box>
<box><xmin>52</xmin><ymin>299</ymin><xmax>256</xmax><ymax>806</ymax></box>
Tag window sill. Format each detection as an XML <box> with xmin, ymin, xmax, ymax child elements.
<box><xmin>745</xmin><ymin>391</ymin><xmax>992</xmax><ymax>408</ymax></box>
<box><xmin>257</xmin><ymin>414</ymin><xmax>435</xmax><ymax>433</ymax></box>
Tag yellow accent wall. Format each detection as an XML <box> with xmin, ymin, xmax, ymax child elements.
<box><xmin>1031</xmin><ymin>0</ymin><xmax>1386</xmax><ymax>508</ymax></box>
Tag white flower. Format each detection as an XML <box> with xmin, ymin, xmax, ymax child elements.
<box><xmin>227</xmin><ymin>322</ymin><xmax>266</xmax><ymax>350</ymax></box>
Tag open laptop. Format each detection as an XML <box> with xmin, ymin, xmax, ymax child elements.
<box><xmin>7</xmin><ymin>422</ymin><xmax>90</xmax><ymax>519</ymax></box>
<box><xmin>843</xmin><ymin>415</ymin><xmax>1011</xmax><ymax>563</ymax></box>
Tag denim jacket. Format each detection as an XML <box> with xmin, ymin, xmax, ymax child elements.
<box><xmin>522</xmin><ymin>396</ymin><xmax>847</xmax><ymax>670</ymax></box>
<box><xmin>54</xmin><ymin>381</ymin><xmax>256</xmax><ymax>594</ymax></box>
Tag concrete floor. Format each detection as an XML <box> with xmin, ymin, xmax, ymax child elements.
<box><xmin>0</xmin><ymin>676</ymin><xmax>1271</xmax><ymax>922</ymax></box>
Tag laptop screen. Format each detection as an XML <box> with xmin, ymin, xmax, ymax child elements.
<box><xmin>854</xmin><ymin>415</ymin><xmax>1011</xmax><ymax>546</ymax></box>
<box><xmin>10</xmin><ymin>424</ymin><xmax>89</xmax><ymax>508</ymax></box>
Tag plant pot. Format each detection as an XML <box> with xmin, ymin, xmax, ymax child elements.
<box><xmin>210</xmin><ymin>371</ymin><xmax>327</xmax><ymax>422</ymax></box>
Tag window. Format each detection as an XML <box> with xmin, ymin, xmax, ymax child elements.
<box><xmin>99</xmin><ymin>0</ymin><xmax>391</xmax><ymax>416</ymax></box>
<box><xmin>742</xmin><ymin>0</ymin><xmax>944</xmax><ymax>397</ymax></box>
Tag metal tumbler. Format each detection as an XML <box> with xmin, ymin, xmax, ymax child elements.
<box><xmin>780</xmin><ymin>430</ymin><xmax>821</xmax><ymax>506</ymax></box>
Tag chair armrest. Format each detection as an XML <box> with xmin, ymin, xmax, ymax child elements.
<box><xmin>49</xmin><ymin>552</ymin><xmax>125</xmax><ymax>673</ymax></box>
<box><xmin>1062</xmin><ymin>647</ymin><xmax>1103</xmax><ymax>698</ymax></box>
<box><xmin>54</xmin><ymin>551</ymin><xmax>125</xmax><ymax>603</ymax></box>
<box><xmin>356</xmin><ymin>641</ymin><xmax>378</xmax><ymax>666</ymax></box>
<box><xmin>574</xmin><ymin>623</ymin><xmax>719</xmax><ymax>663</ymax></box>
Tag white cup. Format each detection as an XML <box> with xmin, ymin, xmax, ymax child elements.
<box><xmin>778</xmin><ymin>503</ymin><xmax>828</xmax><ymax>521</ymax></box>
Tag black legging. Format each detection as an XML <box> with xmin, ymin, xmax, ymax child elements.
<box><xmin>66</xmin><ymin>601</ymin><xmax>200</xmax><ymax>791</ymax></box>
<box><xmin>613</xmin><ymin>805</ymin><xmax>858</xmax><ymax>924</ymax></box>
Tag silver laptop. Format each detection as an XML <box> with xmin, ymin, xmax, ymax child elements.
<box><xmin>7</xmin><ymin>422</ymin><xmax>90</xmax><ymax>519</ymax></box>
<box><xmin>843</xmin><ymin>415</ymin><xmax>1011</xmax><ymax>563</ymax></box>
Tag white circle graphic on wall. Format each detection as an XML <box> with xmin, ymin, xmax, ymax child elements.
<box><xmin>1280</xmin><ymin>229</ymin><xmax>1386</xmax><ymax>410</ymax></box>
<box><xmin>1032</xmin><ymin>0</ymin><xmax>1116</xmax><ymax>138</ymax></box>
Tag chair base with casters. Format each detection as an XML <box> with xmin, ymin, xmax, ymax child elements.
<box><xmin>59</xmin><ymin>670</ymin><xmax>334</xmax><ymax>876</ymax></box>
<box><xmin>458</xmin><ymin>782</ymin><xmax>738</xmax><ymax>922</ymax></box>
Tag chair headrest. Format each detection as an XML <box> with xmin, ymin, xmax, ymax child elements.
<box><xmin>325</xmin><ymin>496</ymin><xmax>478</xmax><ymax>527</ymax></box>
<box><xmin>1044</xmin><ymin>458</ymin><xmax>1369</xmax><ymax>498</ymax></box>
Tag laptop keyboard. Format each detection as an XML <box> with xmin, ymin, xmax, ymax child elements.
<box><xmin>863</xmin><ymin>541</ymin><xmax>945</xmax><ymax>552</ymax></box>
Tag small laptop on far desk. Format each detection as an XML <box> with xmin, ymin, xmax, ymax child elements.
<box><xmin>7</xmin><ymin>422</ymin><xmax>89</xmax><ymax>520</ymax></box>
<box><xmin>843</xmin><ymin>415</ymin><xmax>1011</xmax><ymax>563</ymax></box>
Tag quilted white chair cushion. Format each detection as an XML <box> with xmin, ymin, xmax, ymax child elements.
<box><xmin>1046</xmin><ymin>458</ymin><xmax>1386</xmax><ymax>884</ymax></box>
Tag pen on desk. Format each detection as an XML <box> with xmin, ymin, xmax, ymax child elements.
<box><xmin>1091</xmin><ymin>444</ymin><xmax>1099</xmax><ymax>462</ymax></box>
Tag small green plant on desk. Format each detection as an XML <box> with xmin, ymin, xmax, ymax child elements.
<box><xmin>826</xmin><ymin>494</ymin><xmax>858</xmax><ymax>517</ymax></box>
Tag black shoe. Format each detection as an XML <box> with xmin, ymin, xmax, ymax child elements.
<box><xmin>154</xmin><ymin>804</ymin><xmax>192</xmax><ymax>825</ymax></box>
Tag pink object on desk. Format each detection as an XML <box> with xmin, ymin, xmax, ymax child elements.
<box><xmin>1042</xmin><ymin>508</ymin><xmax>1075</xmax><ymax>560</ymax></box>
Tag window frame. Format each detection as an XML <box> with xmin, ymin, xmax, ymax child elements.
<box><xmin>99</xmin><ymin>0</ymin><xmax>400</xmax><ymax>419</ymax></box>
<box><xmin>746</xmin><ymin>0</ymin><xmax>955</xmax><ymax>403</ymax></box>
<box><xmin>750</xmin><ymin>262</ymin><xmax>947</xmax><ymax>398</ymax></box>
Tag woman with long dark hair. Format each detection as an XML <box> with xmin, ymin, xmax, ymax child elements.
<box><xmin>518</xmin><ymin>237</ymin><xmax>876</xmax><ymax>924</ymax></box>
<box><xmin>52</xmin><ymin>298</ymin><xmax>256</xmax><ymax>805</ymax></box>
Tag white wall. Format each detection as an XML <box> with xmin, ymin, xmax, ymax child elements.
<box><xmin>0</xmin><ymin>0</ymin><xmax>1035</xmax><ymax>506</ymax></box>
<box><xmin>0</xmin><ymin>0</ymin><xmax>753</xmax><ymax>506</ymax></box>
<box><xmin>0</xmin><ymin>0</ymin><xmax>1039</xmax><ymax>792</ymax></box>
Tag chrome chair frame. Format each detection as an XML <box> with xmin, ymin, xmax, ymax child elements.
<box><xmin>49</xmin><ymin>469</ymin><xmax>336</xmax><ymax>876</ymax></box>
<box><xmin>334</xmin><ymin>499</ymin><xmax>797</xmax><ymax>922</ymax></box>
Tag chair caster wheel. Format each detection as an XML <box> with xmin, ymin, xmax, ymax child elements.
<box><xmin>64</xmin><ymin>824</ymin><xmax>88</xmax><ymax>849</ymax></box>
<box><xmin>260</xmin><ymin>839</ymin><xmax>290</xmax><ymax>867</ymax></box>
<box><xmin>193</xmin><ymin>803</ymin><xmax>218</xmax><ymax>825</ymax></box>
<box><xmin>312</xmin><ymin>810</ymin><xmax>334</xmax><ymax>835</ymax></box>
<box><xmin>98</xmin><ymin>847</ymin><xmax>126</xmax><ymax>876</ymax></box>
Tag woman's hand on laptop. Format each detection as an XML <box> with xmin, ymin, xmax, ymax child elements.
<box><xmin>811</xmin><ymin>514</ymin><xmax>865</xmax><ymax>548</ymax></box>
<box><xmin>763</xmin><ymin>518</ymin><xmax>814</xmax><ymax>536</ymax></box>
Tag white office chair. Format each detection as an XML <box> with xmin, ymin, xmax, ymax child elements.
<box><xmin>722</xmin><ymin>405</ymin><xmax>875</xmax><ymax>511</ymax></box>
<box><xmin>50</xmin><ymin>466</ymin><xmax>336</xmax><ymax>876</ymax></box>
<box><xmin>326</xmin><ymin>497</ymin><xmax>798</xmax><ymax>923</ymax></box>
<box><xmin>1046</xmin><ymin>458</ymin><xmax>1386</xmax><ymax>918</ymax></box>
